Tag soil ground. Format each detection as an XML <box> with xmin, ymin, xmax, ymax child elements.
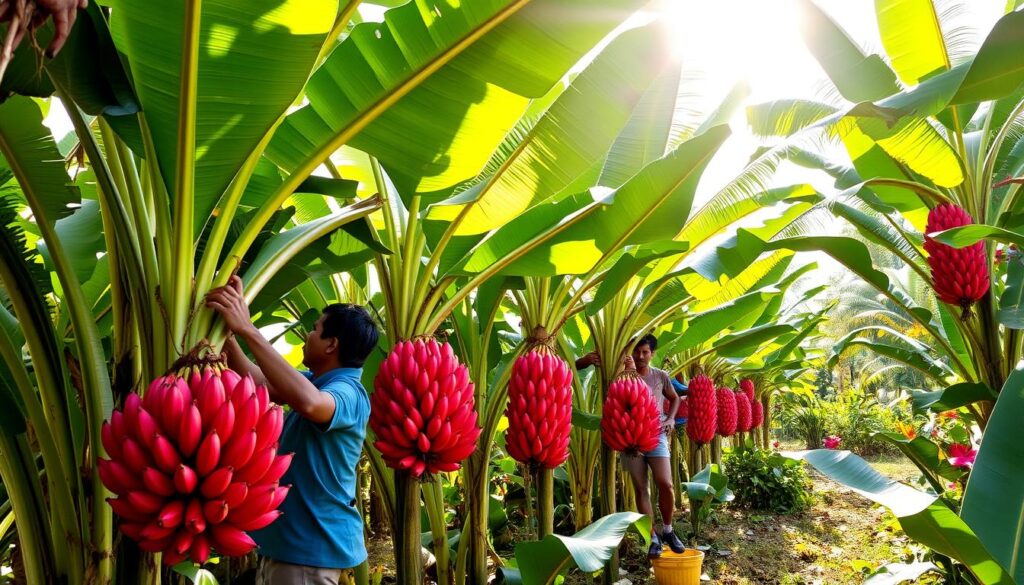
<box><xmin>365</xmin><ymin>449</ymin><xmax>930</xmax><ymax>584</ymax></box>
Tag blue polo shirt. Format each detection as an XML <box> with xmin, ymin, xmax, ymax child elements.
<box><xmin>672</xmin><ymin>379</ymin><xmax>688</xmax><ymax>426</ymax></box>
<box><xmin>252</xmin><ymin>367</ymin><xmax>369</xmax><ymax>569</ymax></box>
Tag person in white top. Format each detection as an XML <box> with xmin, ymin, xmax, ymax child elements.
<box><xmin>576</xmin><ymin>334</ymin><xmax>684</xmax><ymax>558</ymax></box>
<box><xmin>627</xmin><ymin>334</ymin><xmax>684</xmax><ymax>557</ymax></box>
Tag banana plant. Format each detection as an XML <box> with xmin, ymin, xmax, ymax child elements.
<box><xmin>3</xmin><ymin>0</ymin><xmax>678</xmax><ymax>582</ymax></box>
<box><xmin>741</xmin><ymin>1</ymin><xmax>1024</xmax><ymax>425</ymax></box>
<box><xmin>0</xmin><ymin>193</ymin><xmax>101</xmax><ymax>585</ymax></box>
<box><xmin>735</xmin><ymin>2</ymin><xmax>1024</xmax><ymax>580</ymax></box>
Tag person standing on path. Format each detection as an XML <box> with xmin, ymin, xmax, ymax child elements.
<box><xmin>576</xmin><ymin>334</ymin><xmax>684</xmax><ymax>557</ymax></box>
<box><xmin>626</xmin><ymin>334</ymin><xmax>685</xmax><ymax>557</ymax></box>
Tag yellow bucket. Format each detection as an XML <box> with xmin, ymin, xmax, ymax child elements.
<box><xmin>651</xmin><ymin>549</ymin><xmax>704</xmax><ymax>585</ymax></box>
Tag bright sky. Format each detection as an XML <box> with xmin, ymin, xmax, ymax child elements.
<box><xmin>659</xmin><ymin>0</ymin><xmax>1007</xmax><ymax>298</ymax></box>
<box><xmin>674</xmin><ymin>0</ymin><xmax>1005</xmax><ymax>207</ymax></box>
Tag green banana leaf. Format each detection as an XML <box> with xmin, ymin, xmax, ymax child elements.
<box><xmin>712</xmin><ymin>323</ymin><xmax>798</xmax><ymax>359</ymax></box>
<box><xmin>460</xmin><ymin>126</ymin><xmax>730</xmax><ymax>276</ymax></box>
<box><xmin>598</xmin><ymin>64</ymin><xmax>679</xmax><ymax>188</ymax></box>
<box><xmin>862</xmin><ymin>561</ymin><xmax>939</xmax><ymax>585</ymax></box>
<box><xmin>911</xmin><ymin>383</ymin><xmax>997</xmax><ymax>414</ymax></box>
<box><xmin>268</xmin><ymin>0</ymin><xmax>647</xmax><ymax>197</ymax></box>
<box><xmin>874</xmin><ymin>0</ymin><xmax>951</xmax><ymax>86</ymax></box>
<box><xmin>104</xmin><ymin>0</ymin><xmax>338</xmax><ymax>234</ymax></box>
<box><xmin>0</xmin><ymin>98</ymin><xmax>81</xmax><ymax>223</ymax></box>
<box><xmin>426</xmin><ymin>23</ymin><xmax>672</xmax><ymax>234</ymax></box>
<box><xmin>961</xmin><ymin>361</ymin><xmax>1024</xmax><ymax>583</ymax></box>
<box><xmin>790</xmin><ymin>449</ymin><xmax>1014</xmax><ymax>584</ymax></box>
<box><xmin>501</xmin><ymin>512</ymin><xmax>651</xmax><ymax>585</ymax></box>
<box><xmin>795</xmin><ymin>0</ymin><xmax>900</xmax><ymax>102</ymax></box>
<box><xmin>675</xmin><ymin>289</ymin><xmax>781</xmax><ymax>349</ymax></box>
<box><xmin>586</xmin><ymin>242</ymin><xmax>691</xmax><ymax>316</ymax></box>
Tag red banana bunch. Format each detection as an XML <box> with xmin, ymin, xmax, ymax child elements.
<box><xmin>740</xmin><ymin>378</ymin><xmax>755</xmax><ymax>404</ymax></box>
<box><xmin>371</xmin><ymin>338</ymin><xmax>481</xmax><ymax>477</ymax></box>
<box><xmin>735</xmin><ymin>390</ymin><xmax>752</xmax><ymax>433</ymax></box>
<box><xmin>924</xmin><ymin>203</ymin><xmax>990</xmax><ymax>316</ymax></box>
<box><xmin>751</xmin><ymin>398</ymin><xmax>764</xmax><ymax>429</ymax></box>
<box><xmin>601</xmin><ymin>372</ymin><xmax>661</xmax><ymax>454</ymax></box>
<box><xmin>684</xmin><ymin>375</ymin><xmax>716</xmax><ymax>445</ymax></box>
<box><xmin>715</xmin><ymin>387</ymin><xmax>737</xmax><ymax>438</ymax></box>
<box><xmin>505</xmin><ymin>347</ymin><xmax>573</xmax><ymax>469</ymax></box>
<box><xmin>99</xmin><ymin>361</ymin><xmax>291</xmax><ymax>565</ymax></box>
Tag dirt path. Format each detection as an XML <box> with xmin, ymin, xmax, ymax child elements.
<box><xmin>616</xmin><ymin>456</ymin><xmax>922</xmax><ymax>584</ymax></box>
<box><xmin>365</xmin><ymin>455</ymin><xmax>924</xmax><ymax>584</ymax></box>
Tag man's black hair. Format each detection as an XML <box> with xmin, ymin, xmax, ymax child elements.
<box><xmin>636</xmin><ymin>333</ymin><xmax>658</xmax><ymax>352</ymax></box>
<box><xmin>321</xmin><ymin>303</ymin><xmax>379</xmax><ymax>367</ymax></box>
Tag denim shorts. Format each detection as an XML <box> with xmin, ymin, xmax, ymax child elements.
<box><xmin>644</xmin><ymin>432</ymin><xmax>671</xmax><ymax>458</ymax></box>
<box><xmin>620</xmin><ymin>432</ymin><xmax>670</xmax><ymax>461</ymax></box>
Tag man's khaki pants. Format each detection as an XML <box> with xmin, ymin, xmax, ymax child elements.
<box><xmin>256</xmin><ymin>558</ymin><xmax>368</xmax><ymax>585</ymax></box>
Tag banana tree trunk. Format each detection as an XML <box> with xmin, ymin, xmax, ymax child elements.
<box><xmin>423</xmin><ymin>480</ymin><xmax>451</xmax><ymax>585</ymax></box>
<box><xmin>537</xmin><ymin>468</ymin><xmax>555</xmax><ymax>539</ymax></box>
<box><xmin>599</xmin><ymin>445</ymin><xmax>619</xmax><ymax>585</ymax></box>
<box><xmin>464</xmin><ymin>454</ymin><xmax>490</xmax><ymax>585</ymax></box>
<box><xmin>394</xmin><ymin>473</ymin><xmax>423</xmax><ymax>585</ymax></box>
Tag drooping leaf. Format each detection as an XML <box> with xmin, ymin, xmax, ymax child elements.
<box><xmin>952</xmin><ymin>9</ymin><xmax>1024</xmax><ymax>104</ymax></box>
<box><xmin>910</xmin><ymin>382</ymin><xmax>997</xmax><ymax>414</ymax></box>
<box><xmin>862</xmin><ymin>562</ymin><xmax>939</xmax><ymax>585</ymax></box>
<box><xmin>796</xmin><ymin>0</ymin><xmax>900</xmax><ymax>102</ymax></box>
<box><xmin>508</xmin><ymin>512</ymin><xmax>650</xmax><ymax>585</ymax></box>
<box><xmin>461</xmin><ymin>126</ymin><xmax>730</xmax><ymax>277</ymax></box>
<box><xmin>961</xmin><ymin>362</ymin><xmax>1024</xmax><ymax>584</ymax></box>
<box><xmin>676</xmin><ymin>289</ymin><xmax>780</xmax><ymax>349</ymax></box>
<box><xmin>598</xmin><ymin>64</ymin><xmax>680</xmax><ymax>188</ymax></box>
<box><xmin>790</xmin><ymin>449</ymin><xmax>1014</xmax><ymax>584</ymax></box>
<box><xmin>830</xmin><ymin>337</ymin><xmax>951</xmax><ymax>383</ymax></box>
<box><xmin>712</xmin><ymin>323</ymin><xmax>797</xmax><ymax>359</ymax></box>
<box><xmin>267</xmin><ymin>0</ymin><xmax>647</xmax><ymax>197</ymax></box>
<box><xmin>930</xmin><ymin>224</ymin><xmax>1024</xmax><ymax>249</ymax></box>
<box><xmin>427</xmin><ymin>22</ymin><xmax>673</xmax><ymax>234</ymax></box>
<box><xmin>0</xmin><ymin>97</ymin><xmax>80</xmax><ymax>224</ymax></box>
<box><xmin>746</xmin><ymin>99</ymin><xmax>839</xmax><ymax>138</ymax></box>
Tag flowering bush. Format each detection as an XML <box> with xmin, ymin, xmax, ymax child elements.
<box><xmin>823</xmin><ymin>435</ymin><xmax>842</xmax><ymax>449</ymax></box>
<box><xmin>946</xmin><ymin>443</ymin><xmax>977</xmax><ymax>469</ymax></box>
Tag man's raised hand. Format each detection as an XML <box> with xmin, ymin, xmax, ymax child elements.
<box><xmin>205</xmin><ymin>275</ymin><xmax>253</xmax><ymax>335</ymax></box>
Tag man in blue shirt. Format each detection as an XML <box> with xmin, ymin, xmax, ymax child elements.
<box><xmin>206</xmin><ymin>276</ymin><xmax>378</xmax><ymax>584</ymax></box>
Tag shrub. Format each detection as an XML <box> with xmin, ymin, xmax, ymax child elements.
<box><xmin>723</xmin><ymin>448</ymin><xmax>812</xmax><ymax>513</ymax></box>
<box><xmin>821</xmin><ymin>391</ymin><xmax>912</xmax><ymax>456</ymax></box>
<box><xmin>776</xmin><ymin>389</ymin><xmax>914</xmax><ymax>456</ymax></box>
<box><xmin>775</xmin><ymin>392</ymin><xmax>826</xmax><ymax>449</ymax></box>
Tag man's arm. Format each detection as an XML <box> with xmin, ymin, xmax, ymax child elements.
<box><xmin>661</xmin><ymin>373</ymin><xmax>680</xmax><ymax>429</ymax></box>
<box><xmin>206</xmin><ymin>276</ymin><xmax>336</xmax><ymax>425</ymax></box>
<box><xmin>575</xmin><ymin>351</ymin><xmax>600</xmax><ymax>371</ymax></box>
<box><xmin>235</xmin><ymin>325</ymin><xmax>336</xmax><ymax>424</ymax></box>
<box><xmin>222</xmin><ymin>335</ymin><xmax>269</xmax><ymax>388</ymax></box>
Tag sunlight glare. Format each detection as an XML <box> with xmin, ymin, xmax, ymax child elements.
<box><xmin>655</xmin><ymin>0</ymin><xmax>823</xmax><ymax>104</ymax></box>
